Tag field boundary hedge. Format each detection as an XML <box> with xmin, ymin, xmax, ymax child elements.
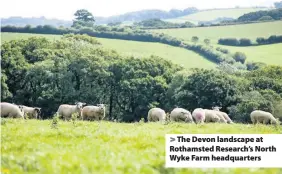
<box><xmin>2</xmin><ymin>25</ymin><xmax>240</xmax><ymax>66</ymax></box>
<box><xmin>218</xmin><ymin>35</ymin><xmax>282</xmax><ymax>46</ymax></box>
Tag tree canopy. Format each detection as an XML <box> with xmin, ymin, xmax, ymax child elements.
<box><xmin>72</xmin><ymin>9</ymin><xmax>95</xmax><ymax>28</ymax></box>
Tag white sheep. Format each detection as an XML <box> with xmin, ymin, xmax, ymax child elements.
<box><xmin>192</xmin><ymin>108</ymin><xmax>205</xmax><ymax>124</ymax></box>
<box><xmin>203</xmin><ymin>109</ymin><xmax>221</xmax><ymax>123</ymax></box>
<box><xmin>19</xmin><ymin>105</ymin><xmax>41</xmax><ymax>119</ymax></box>
<box><xmin>1</xmin><ymin>102</ymin><xmax>25</xmax><ymax>119</ymax></box>
<box><xmin>170</xmin><ymin>108</ymin><xmax>193</xmax><ymax>123</ymax></box>
<box><xmin>212</xmin><ymin>106</ymin><xmax>233</xmax><ymax>124</ymax></box>
<box><xmin>147</xmin><ymin>108</ymin><xmax>166</xmax><ymax>122</ymax></box>
<box><xmin>82</xmin><ymin>104</ymin><xmax>106</xmax><ymax>121</ymax></box>
<box><xmin>56</xmin><ymin>102</ymin><xmax>86</xmax><ymax>121</ymax></box>
<box><xmin>250</xmin><ymin>110</ymin><xmax>279</xmax><ymax>125</ymax></box>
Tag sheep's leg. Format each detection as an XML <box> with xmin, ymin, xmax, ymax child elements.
<box><xmin>263</xmin><ymin>119</ymin><xmax>268</xmax><ymax>125</ymax></box>
<box><xmin>251</xmin><ymin>118</ymin><xmax>255</xmax><ymax>124</ymax></box>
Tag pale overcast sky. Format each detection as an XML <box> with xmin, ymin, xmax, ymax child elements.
<box><xmin>0</xmin><ymin>0</ymin><xmax>277</xmax><ymax>20</ymax></box>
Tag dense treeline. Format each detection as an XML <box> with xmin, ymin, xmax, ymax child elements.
<box><xmin>218</xmin><ymin>35</ymin><xmax>282</xmax><ymax>46</ymax></box>
<box><xmin>1</xmin><ymin>34</ymin><xmax>182</xmax><ymax>121</ymax></box>
<box><xmin>2</xmin><ymin>34</ymin><xmax>281</xmax><ymax>123</ymax></box>
<box><xmin>237</xmin><ymin>8</ymin><xmax>282</xmax><ymax>22</ymax></box>
<box><xmin>133</xmin><ymin>18</ymin><xmax>195</xmax><ymax>29</ymax></box>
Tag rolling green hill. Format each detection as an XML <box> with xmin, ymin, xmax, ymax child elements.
<box><xmin>1</xmin><ymin>32</ymin><xmax>216</xmax><ymax>69</ymax></box>
<box><xmin>97</xmin><ymin>38</ymin><xmax>216</xmax><ymax>69</ymax></box>
<box><xmin>164</xmin><ymin>8</ymin><xmax>271</xmax><ymax>24</ymax></box>
<box><xmin>151</xmin><ymin>21</ymin><xmax>282</xmax><ymax>43</ymax></box>
<box><xmin>150</xmin><ymin>21</ymin><xmax>282</xmax><ymax>66</ymax></box>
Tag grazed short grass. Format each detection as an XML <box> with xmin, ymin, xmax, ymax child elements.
<box><xmin>151</xmin><ymin>21</ymin><xmax>282</xmax><ymax>44</ymax></box>
<box><xmin>1</xmin><ymin>32</ymin><xmax>61</xmax><ymax>43</ymax></box>
<box><xmin>219</xmin><ymin>43</ymin><xmax>282</xmax><ymax>66</ymax></box>
<box><xmin>97</xmin><ymin>38</ymin><xmax>216</xmax><ymax>69</ymax></box>
<box><xmin>1</xmin><ymin>119</ymin><xmax>282</xmax><ymax>174</ymax></box>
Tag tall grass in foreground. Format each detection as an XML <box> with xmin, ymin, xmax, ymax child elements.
<box><xmin>1</xmin><ymin>119</ymin><xmax>282</xmax><ymax>174</ymax></box>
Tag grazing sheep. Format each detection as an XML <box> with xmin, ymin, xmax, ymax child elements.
<box><xmin>82</xmin><ymin>104</ymin><xmax>106</xmax><ymax>121</ymax></box>
<box><xmin>203</xmin><ymin>109</ymin><xmax>221</xmax><ymax>123</ymax></box>
<box><xmin>19</xmin><ymin>105</ymin><xmax>41</xmax><ymax>119</ymax></box>
<box><xmin>147</xmin><ymin>108</ymin><xmax>166</xmax><ymax>122</ymax></box>
<box><xmin>192</xmin><ymin>108</ymin><xmax>205</xmax><ymax>124</ymax></box>
<box><xmin>170</xmin><ymin>108</ymin><xmax>193</xmax><ymax>123</ymax></box>
<box><xmin>0</xmin><ymin>102</ymin><xmax>25</xmax><ymax>119</ymax></box>
<box><xmin>250</xmin><ymin>110</ymin><xmax>279</xmax><ymax>125</ymax></box>
<box><xmin>57</xmin><ymin>102</ymin><xmax>86</xmax><ymax>121</ymax></box>
<box><xmin>212</xmin><ymin>106</ymin><xmax>233</xmax><ymax>124</ymax></box>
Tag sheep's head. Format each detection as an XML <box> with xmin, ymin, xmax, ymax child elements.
<box><xmin>34</xmin><ymin>107</ymin><xmax>41</xmax><ymax>119</ymax></box>
<box><xmin>212</xmin><ymin>106</ymin><xmax>222</xmax><ymax>111</ymax></box>
<box><xmin>271</xmin><ymin>118</ymin><xmax>280</xmax><ymax>125</ymax></box>
<box><xmin>18</xmin><ymin>105</ymin><xmax>24</xmax><ymax>112</ymax></box>
<box><xmin>75</xmin><ymin>102</ymin><xmax>86</xmax><ymax>109</ymax></box>
<box><xmin>97</xmin><ymin>104</ymin><xmax>106</xmax><ymax>114</ymax></box>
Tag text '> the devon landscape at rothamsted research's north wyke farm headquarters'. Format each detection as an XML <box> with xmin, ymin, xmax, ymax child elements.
<box><xmin>166</xmin><ymin>134</ymin><xmax>282</xmax><ymax>168</ymax></box>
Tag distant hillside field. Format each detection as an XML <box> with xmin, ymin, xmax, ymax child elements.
<box><xmin>1</xmin><ymin>32</ymin><xmax>61</xmax><ymax>43</ymax></box>
<box><xmin>151</xmin><ymin>21</ymin><xmax>282</xmax><ymax>43</ymax></box>
<box><xmin>1</xmin><ymin>32</ymin><xmax>216</xmax><ymax>69</ymax></box>
<box><xmin>220</xmin><ymin>43</ymin><xmax>282</xmax><ymax>66</ymax></box>
<box><xmin>97</xmin><ymin>38</ymin><xmax>216</xmax><ymax>69</ymax></box>
<box><xmin>164</xmin><ymin>8</ymin><xmax>270</xmax><ymax>24</ymax></box>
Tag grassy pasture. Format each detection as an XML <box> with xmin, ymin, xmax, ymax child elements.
<box><xmin>97</xmin><ymin>38</ymin><xmax>216</xmax><ymax>69</ymax></box>
<box><xmin>150</xmin><ymin>21</ymin><xmax>282</xmax><ymax>66</ymax></box>
<box><xmin>1</xmin><ymin>119</ymin><xmax>282</xmax><ymax>174</ymax></box>
<box><xmin>219</xmin><ymin>43</ymin><xmax>282</xmax><ymax>66</ymax></box>
<box><xmin>151</xmin><ymin>21</ymin><xmax>282</xmax><ymax>44</ymax></box>
<box><xmin>164</xmin><ymin>8</ymin><xmax>271</xmax><ymax>24</ymax></box>
<box><xmin>1</xmin><ymin>32</ymin><xmax>61</xmax><ymax>43</ymax></box>
<box><xmin>1</xmin><ymin>32</ymin><xmax>216</xmax><ymax>69</ymax></box>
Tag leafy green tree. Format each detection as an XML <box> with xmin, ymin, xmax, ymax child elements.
<box><xmin>173</xmin><ymin>69</ymin><xmax>242</xmax><ymax>112</ymax></box>
<box><xmin>246</xmin><ymin>65</ymin><xmax>282</xmax><ymax>95</ymax></box>
<box><xmin>204</xmin><ymin>39</ymin><xmax>210</xmax><ymax>45</ymax></box>
<box><xmin>72</xmin><ymin>9</ymin><xmax>95</xmax><ymax>28</ymax></box>
<box><xmin>233</xmin><ymin>52</ymin><xmax>247</xmax><ymax>64</ymax></box>
<box><xmin>191</xmin><ymin>36</ymin><xmax>199</xmax><ymax>43</ymax></box>
<box><xmin>228</xmin><ymin>89</ymin><xmax>282</xmax><ymax>123</ymax></box>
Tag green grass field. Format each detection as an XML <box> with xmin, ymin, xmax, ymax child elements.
<box><xmin>164</xmin><ymin>8</ymin><xmax>270</xmax><ymax>24</ymax></box>
<box><xmin>97</xmin><ymin>38</ymin><xmax>216</xmax><ymax>69</ymax></box>
<box><xmin>1</xmin><ymin>32</ymin><xmax>61</xmax><ymax>43</ymax></box>
<box><xmin>219</xmin><ymin>43</ymin><xmax>282</xmax><ymax>65</ymax></box>
<box><xmin>151</xmin><ymin>21</ymin><xmax>282</xmax><ymax>43</ymax></box>
<box><xmin>1</xmin><ymin>32</ymin><xmax>216</xmax><ymax>69</ymax></box>
<box><xmin>150</xmin><ymin>21</ymin><xmax>282</xmax><ymax>66</ymax></box>
<box><xmin>1</xmin><ymin>119</ymin><xmax>282</xmax><ymax>174</ymax></box>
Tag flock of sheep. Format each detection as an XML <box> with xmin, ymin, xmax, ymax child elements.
<box><xmin>148</xmin><ymin>107</ymin><xmax>280</xmax><ymax>125</ymax></box>
<box><xmin>0</xmin><ymin>102</ymin><xmax>280</xmax><ymax>125</ymax></box>
<box><xmin>0</xmin><ymin>102</ymin><xmax>105</xmax><ymax>121</ymax></box>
